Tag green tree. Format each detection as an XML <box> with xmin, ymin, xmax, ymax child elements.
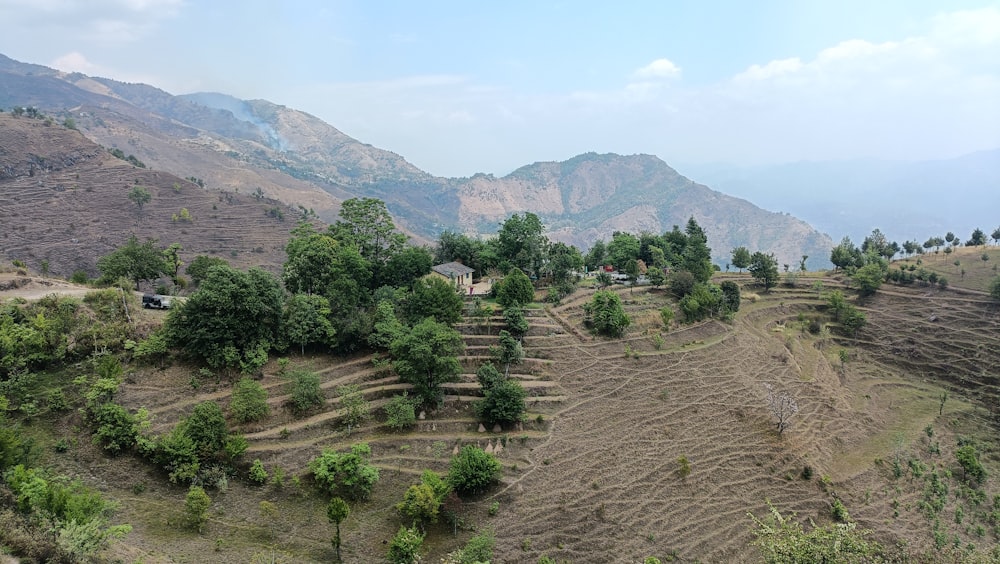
<box><xmin>990</xmin><ymin>276</ymin><xmax>1000</xmax><ymax>300</ymax></box>
<box><xmin>369</xmin><ymin>300</ymin><xmax>406</xmax><ymax>350</ymax></box>
<box><xmin>720</xmin><ymin>280</ymin><xmax>741</xmax><ymax>313</ymax></box>
<box><xmin>397</xmin><ymin>482</ymin><xmax>440</xmax><ymax>527</ymax></box>
<box><xmin>327</xmin><ymin>497</ymin><xmax>350</xmax><ymax>562</ymax></box>
<box><xmin>249</xmin><ymin>459</ymin><xmax>268</xmax><ymax>484</ymax></box>
<box><xmin>383</xmin><ymin>393</ymin><xmax>417</xmax><ymax>431</ymax></box>
<box><xmin>97</xmin><ymin>235</ymin><xmax>168</xmax><ymax>289</ymax></box>
<box><xmin>607</xmin><ymin>232</ymin><xmax>641</xmax><ymax>269</ymax></box>
<box><xmin>648</xmin><ymin>267</ymin><xmax>666</xmax><ymax>288</ymax></box>
<box><xmin>731</xmin><ymin>246</ymin><xmax>751</xmax><ymax>272</ymax></box>
<box><xmin>337</xmin><ymin>384</ymin><xmax>370</xmax><ymax>433</ymax></box>
<box><xmin>967</xmin><ymin>228</ymin><xmax>987</xmax><ymax>247</ymax></box>
<box><xmin>127</xmin><ymin>186</ymin><xmax>151</xmax><ymax>219</ymax></box>
<box><xmin>182</xmin><ymin>401</ymin><xmax>229</xmax><ymax>460</ymax></box>
<box><xmin>309</xmin><ymin>442</ymin><xmax>380</xmax><ymax>501</ymax></box>
<box><xmin>390</xmin><ymin>318</ymin><xmax>464</xmax><ymax>406</ymax></box>
<box><xmin>288</xmin><ymin>370</ymin><xmax>324</xmax><ymax>415</ymax></box>
<box><xmin>583</xmin><ymin>290</ymin><xmax>630</xmax><ymax>337</ymax></box>
<box><xmin>229</xmin><ymin>377</ymin><xmax>269</xmax><ymax>423</ymax></box>
<box><xmin>329</xmin><ymin>198</ymin><xmax>406</xmax><ymax>288</ymax></box>
<box><xmin>496</xmin><ymin>268</ymin><xmax>534</xmax><ymax>307</ymax></box>
<box><xmin>490</xmin><ymin>330</ymin><xmax>524</xmax><ymax>376</ymax></box>
<box><xmin>185</xmin><ymin>256</ymin><xmax>229</xmax><ymax>285</ymax></box>
<box><xmin>682</xmin><ymin>218</ymin><xmax>714</xmax><ymax>283</ymax></box>
<box><xmin>184</xmin><ymin>485</ymin><xmax>211</xmax><ymax>533</ymax></box>
<box><xmin>956</xmin><ymin>444</ymin><xmax>986</xmax><ymax>484</ymax></box>
<box><xmin>496</xmin><ymin>212</ymin><xmax>548</xmax><ymax>278</ymax></box>
<box><xmin>585</xmin><ymin>239</ymin><xmax>607</xmax><ymax>270</ymax></box>
<box><xmin>383</xmin><ymin>246</ymin><xmax>434</xmax><ymax>288</ymax></box>
<box><xmin>407</xmin><ymin>276</ymin><xmax>464</xmax><ymax>325</ymax></box>
<box><xmin>388</xmin><ymin>525</ymin><xmax>424</xmax><ymax>564</ymax></box>
<box><xmin>448</xmin><ymin>445</ymin><xmax>501</xmax><ymax>497</ymax></box>
<box><xmin>284</xmin><ymin>224</ymin><xmax>371</xmax><ymax>297</ymax></box>
<box><xmin>162</xmin><ymin>243</ymin><xmax>183</xmax><ymax>279</ymax></box>
<box><xmin>92</xmin><ymin>402</ymin><xmax>138</xmax><ymax>455</ymax></box>
<box><xmin>991</xmin><ymin>227</ymin><xmax>1000</xmax><ymax>246</ymax></box>
<box><xmin>749</xmin><ymin>501</ymin><xmax>885</xmax><ymax>563</ymax></box>
<box><xmin>748</xmin><ymin>252</ymin><xmax>779</xmax><ymax>291</ymax></box>
<box><xmin>852</xmin><ymin>263</ymin><xmax>884</xmax><ymax>297</ymax></box>
<box><xmin>283</xmin><ymin>293</ymin><xmax>336</xmax><ymax>355</ymax></box>
<box><xmin>166</xmin><ymin>264</ymin><xmax>283</xmax><ymax>373</ymax></box>
<box><xmin>547</xmin><ymin>241</ymin><xmax>584</xmax><ymax>283</ymax></box>
<box><xmin>475</xmin><ymin>378</ymin><xmax>526</xmax><ymax>427</ymax></box>
<box><xmin>502</xmin><ymin>306</ymin><xmax>529</xmax><ymax>340</ymax></box>
<box><xmin>830</xmin><ymin>237</ymin><xmax>860</xmax><ymax>271</ymax></box>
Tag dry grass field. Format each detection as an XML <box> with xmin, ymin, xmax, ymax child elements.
<box><xmin>7</xmin><ymin>269</ymin><xmax>1000</xmax><ymax>563</ymax></box>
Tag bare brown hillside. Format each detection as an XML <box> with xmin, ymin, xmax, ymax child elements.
<box><xmin>0</xmin><ymin>114</ymin><xmax>309</xmax><ymax>278</ymax></box>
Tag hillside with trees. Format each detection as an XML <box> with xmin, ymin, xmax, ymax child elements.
<box><xmin>2</xmin><ymin>196</ymin><xmax>999</xmax><ymax>561</ymax></box>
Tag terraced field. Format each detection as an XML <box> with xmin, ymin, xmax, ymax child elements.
<box><xmin>65</xmin><ymin>275</ymin><xmax>1000</xmax><ymax>562</ymax></box>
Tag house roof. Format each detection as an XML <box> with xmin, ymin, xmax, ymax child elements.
<box><xmin>432</xmin><ymin>261</ymin><xmax>475</xmax><ymax>278</ymax></box>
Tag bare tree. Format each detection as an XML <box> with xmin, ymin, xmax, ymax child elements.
<box><xmin>764</xmin><ymin>383</ymin><xmax>799</xmax><ymax>435</ymax></box>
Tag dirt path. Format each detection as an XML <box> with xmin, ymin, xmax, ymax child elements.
<box><xmin>0</xmin><ymin>273</ymin><xmax>92</xmax><ymax>300</ymax></box>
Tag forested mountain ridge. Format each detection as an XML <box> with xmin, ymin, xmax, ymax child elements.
<box><xmin>1</xmin><ymin>53</ymin><xmax>833</xmax><ymax>268</ymax></box>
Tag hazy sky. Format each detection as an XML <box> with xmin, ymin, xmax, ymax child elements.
<box><xmin>2</xmin><ymin>0</ymin><xmax>999</xmax><ymax>177</ymax></box>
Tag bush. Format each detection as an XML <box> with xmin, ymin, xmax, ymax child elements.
<box><xmin>288</xmin><ymin>370</ymin><xmax>324</xmax><ymax>415</ymax></box>
<box><xmin>496</xmin><ymin>269</ymin><xmax>534</xmax><ymax>308</ymax></box>
<box><xmin>91</xmin><ymin>403</ymin><xmax>138</xmax><ymax>455</ymax></box>
<box><xmin>454</xmin><ymin>529</ymin><xmax>495</xmax><ymax>563</ymax></box>
<box><xmin>70</xmin><ymin>270</ymin><xmax>89</xmax><ymax>284</ymax></box>
<box><xmin>448</xmin><ymin>445</ymin><xmax>501</xmax><ymax>497</ymax></box>
<box><xmin>668</xmin><ymin>270</ymin><xmax>696</xmax><ymax>297</ymax></box>
<box><xmin>396</xmin><ymin>483</ymin><xmax>440</xmax><ymax>525</ymax></box>
<box><xmin>384</xmin><ymin>393</ymin><xmax>417</xmax><ymax>431</ymax></box>
<box><xmin>583</xmin><ymin>290</ymin><xmax>630</xmax><ymax>337</ymax></box>
<box><xmin>388</xmin><ymin>525</ymin><xmax>424</xmax><ymax>564</ymax></box>
<box><xmin>184</xmin><ymin>485</ymin><xmax>211</xmax><ymax>532</ymax></box>
<box><xmin>229</xmin><ymin>377</ymin><xmax>269</xmax><ymax>423</ymax></box>
<box><xmin>831</xmin><ymin>498</ymin><xmax>850</xmax><ymax>522</ymax></box>
<box><xmin>990</xmin><ymin>276</ymin><xmax>1000</xmax><ymax>301</ymax></box>
<box><xmin>249</xmin><ymin>459</ymin><xmax>268</xmax><ymax>484</ymax></box>
<box><xmin>309</xmin><ymin>442</ymin><xmax>380</xmax><ymax>501</ymax></box>
<box><xmin>660</xmin><ymin>306</ymin><xmax>674</xmax><ymax>327</ymax></box>
<box><xmin>475</xmin><ymin>379</ymin><xmax>527</xmax><ymax>427</ymax></box>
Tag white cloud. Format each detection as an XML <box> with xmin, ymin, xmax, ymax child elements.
<box><xmin>50</xmin><ymin>51</ymin><xmax>102</xmax><ymax>74</ymax></box>
<box><xmin>0</xmin><ymin>0</ymin><xmax>183</xmax><ymax>41</ymax></box>
<box><xmin>733</xmin><ymin>57</ymin><xmax>803</xmax><ymax>81</ymax></box>
<box><xmin>633</xmin><ymin>58</ymin><xmax>681</xmax><ymax>79</ymax></box>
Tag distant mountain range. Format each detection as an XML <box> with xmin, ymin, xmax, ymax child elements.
<box><xmin>679</xmin><ymin>150</ymin><xmax>1000</xmax><ymax>247</ymax></box>
<box><xmin>1</xmin><ymin>53</ymin><xmax>835</xmax><ymax>269</ymax></box>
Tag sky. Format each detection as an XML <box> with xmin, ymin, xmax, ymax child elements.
<box><xmin>1</xmin><ymin>0</ymin><xmax>999</xmax><ymax>178</ymax></box>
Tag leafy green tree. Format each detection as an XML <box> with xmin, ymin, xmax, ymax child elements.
<box><xmin>337</xmin><ymin>384</ymin><xmax>370</xmax><ymax>433</ymax></box>
<box><xmin>547</xmin><ymin>242</ymin><xmax>584</xmax><ymax>283</ymax></box>
<box><xmin>329</xmin><ymin>198</ymin><xmax>406</xmax><ymax>288</ymax></box>
<box><xmin>184</xmin><ymin>485</ymin><xmax>211</xmax><ymax>533</ymax></box>
<box><xmin>451</xmin><ymin>529</ymin><xmax>495</xmax><ymax>564</ymax></box>
<box><xmin>283</xmin><ymin>293</ymin><xmax>335</xmax><ymax>355</ymax></box>
<box><xmin>852</xmin><ymin>263</ymin><xmax>884</xmax><ymax>297</ymax></box>
<box><xmin>182</xmin><ymin>401</ymin><xmax>229</xmax><ymax>460</ymax></box>
<box><xmin>249</xmin><ymin>459</ymin><xmax>268</xmax><ymax>484</ymax></box>
<box><xmin>229</xmin><ymin>377</ymin><xmax>269</xmax><ymax>423</ymax></box>
<box><xmin>475</xmin><ymin>378</ymin><xmax>526</xmax><ymax>427</ymax></box>
<box><xmin>166</xmin><ymin>264</ymin><xmax>283</xmax><ymax>373</ymax></box>
<box><xmin>127</xmin><ymin>186</ymin><xmax>151</xmax><ymax>219</ymax></box>
<box><xmin>448</xmin><ymin>445</ymin><xmax>501</xmax><ymax>497</ymax></box>
<box><xmin>92</xmin><ymin>402</ymin><xmax>138</xmax><ymax>454</ymax></box>
<box><xmin>496</xmin><ymin>268</ymin><xmax>535</xmax><ymax>307</ymax></box>
<box><xmin>720</xmin><ymin>280</ymin><xmax>741</xmax><ymax>313</ymax></box>
<box><xmin>407</xmin><ymin>276</ymin><xmax>463</xmax><ymax>325</ymax></box>
<box><xmin>608</xmin><ymin>232</ymin><xmax>641</xmax><ymax>269</ymax></box>
<box><xmin>748</xmin><ymin>252</ymin><xmax>779</xmax><ymax>291</ymax></box>
<box><xmin>496</xmin><ymin>212</ymin><xmax>548</xmax><ymax>278</ymax></box>
<box><xmin>475</xmin><ymin>362</ymin><xmax>505</xmax><ymax>392</ymax></box>
<box><xmin>668</xmin><ymin>270</ymin><xmax>697</xmax><ymax>297</ymax></box>
<box><xmin>397</xmin><ymin>482</ymin><xmax>440</xmax><ymax>527</ymax></box>
<box><xmin>288</xmin><ymin>370</ymin><xmax>324</xmax><ymax>415</ymax></box>
<box><xmin>731</xmin><ymin>246</ymin><xmax>751</xmax><ymax>272</ymax></box>
<box><xmin>585</xmin><ymin>239</ymin><xmax>607</xmax><ymax>270</ymax></box>
<box><xmin>97</xmin><ymin>236</ymin><xmax>168</xmax><ymax>289</ymax></box>
<box><xmin>383</xmin><ymin>393</ymin><xmax>417</xmax><ymax>431</ymax></box>
<box><xmin>490</xmin><ymin>330</ymin><xmax>524</xmax><ymax>376</ymax></box>
<box><xmin>383</xmin><ymin>245</ymin><xmax>433</xmax><ymax>288</ymax></box>
<box><xmin>327</xmin><ymin>497</ymin><xmax>350</xmax><ymax>561</ymax></box>
<box><xmin>162</xmin><ymin>243</ymin><xmax>183</xmax><ymax>279</ymax></box>
<box><xmin>185</xmin><ymin>256</ymin><xmax>229</xmax><ymax>285</ymax></box>
<box><xmin>991</xmin><ymin>227</ymin><xmax>1000</xmax><ymax>246</ymax></box>
<box><xmin>284</xmin><ymin>223</ymin><xmax>371</xmax><ymax>297</ymax></box>
<box><xmin>956</xmin><ymin>444</ymin><xmax>986</xmax><ymax>484</ymax></box>
<box><xmin>309</xmin><ymin>442</ymin><xmax>380</xmax><ymax>501</ymax></box>
<box><xmin>648</xmin><ymin>267</ymin><xmax>666</xmax><ymax>288</ymax></box>
<box><xmin>388</xmin><ymin>525</ymin><xmax>424</xmax><ymax>564</ymax></box>
<box><xmin>749</xmin><ymin>501</ymin><xmax>885</xmax><ymax>563</ymax></box>
<box><xmin>369</xmin><ymin>300</ymin><xmax>406</xmax><ymax>350</ymax></box>
<box><xmin>502</xmin><ymin>306</ymin><xmax>529</xmax><ymax>339</ymax></box>
<box><xmin>830</xmin><ymin>237</ymin><xmax>861</xmax><ymax>271</ymax></box>
<box><xmin>967</xmin><ymin>228</ymin><xmax>987</xmax><ymax>247</ymax></box>
<box><xmin>584</xmin><ymin>290</ymin><xmax>630</xmax><ymax>337</ymax></box>
<box><xmin>390</xmin><ymin>318</ymin><xmax>463</xmax><ymax>406</ymax></box>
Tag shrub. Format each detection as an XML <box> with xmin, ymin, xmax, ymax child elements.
<box><xmin>660</xmin><ymin>306</ymin><xmax>674</xmax><ymax>327</ymax></box>
<box><xmin>309</xmin><ymin>442</ymin><xmax>380</xmax><ymax>501</ymax></box>
<box><xmin>584</xmin><ymin>290</ymin><xmax>630</xmax><ymax>337</ymax></box>
<box><xmin>454</xmin><ymin>529</ymin><xmax>495</xmax><ymax>563</ymax></box>
<box><xmin>184</xmin><ymin>485</ymin><xmax>211</xmax><ymax>532</ymax></box>
<box><xmin>475</xmin><ymin>379</ymin><xmax>527</xmax><ymax>427</ymax></box>
<box><xmin>990</xmin><ymin>276</ymin><xmax>1000</xmax><ymax>301</ymax></box>
<box><xmin>956</xmin><ymin>444</ymin><xmax>986</xmax><ymax>484</ymax></box>
<box><xmin>229</xmin><ymin>377</ymin><xmax>269</xmax><ymax>423</ymax></box>
<box><xmin>668</xmin><ymin>270</ymin><xmax>696</xmax><ymax>297</ymax></box>
<box><xmin>448</xmin><ymin>445</ymin><xmax>501</xmax><ymax>497</ymax></box>
<box><xmin>388</xmin><ymin>525</ymin><xmax>424</xmax><ymax>564</ymax></box>
<box><xmin>831</xmin><ymin>498</ymin><xmax>850</xmax><ymax>522</ymax></box>
<box><xmin>384</xmin><ymin>393</ymin><xmax>417</xmax><ymax>431</ymax></box>
<box><xmin>396</xmin><ymin>483</ymin><xmax>440</xmax><ymax>525</ymax></box>
<box><xmin>91</xmin><ymin>403</ymin><xmax>138</xmax><ymax>455</ymax></box>
<box><xmin>70</xmin><ymin>270</ymin><xmax>89</xmax><ymax>284</ymax></box>
<box><xmin>288</xmin><ymin>370</ymin><xmax>324</xmax><ymax>415</ymax></box>
<box><xmin>249</xmin><ymin>459</ymin><xmax>268</xmax><ymax>484</ymax></box>
<box><xmin>496</xmin><ymin>269</ymin><xmax>534</xmax><ymax>308</ymax></box>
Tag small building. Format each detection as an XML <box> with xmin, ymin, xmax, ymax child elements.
<box><xmin>431</xmin><ymin>261</ymin><xmax>475</xmax><ymax>289</ymax></box>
